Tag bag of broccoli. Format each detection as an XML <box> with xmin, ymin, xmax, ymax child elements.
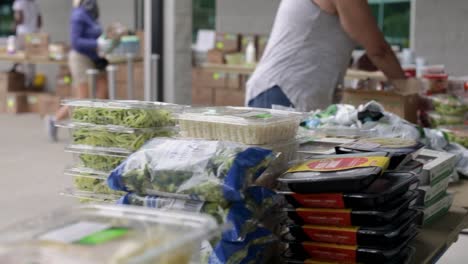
<box><xmin>108</xmin><ymin>138</ymin><xmax>276</xmax><ymax>203</ymax></box>
<box><xmin>209</xmin><ymin>227</ymin><xmax>278</xmax><ymax>264</ymax></box>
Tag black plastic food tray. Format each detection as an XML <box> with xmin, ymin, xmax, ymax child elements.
<box><xmin>285</xmin><ymin>232</ymin><xmax>417</xmax><ymax>264</ymax></box>
<box><xmin>283</xmin><ymin>209</ymin><xmax>420</xmax><ymax>248</ymax></box>
<box><xmin>281</xmin><ymin>172</ymin><xmax>419</xmax><ymax>210</ymax></box>
<box><xmin>285</xmin><ymin>191</ymin><xmax>418</xmax><ymax>227</ymax></box>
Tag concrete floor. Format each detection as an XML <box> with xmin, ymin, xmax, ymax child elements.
<box><xmin>0</xmin><ymin>114</ymin><xmax>467</xmax><ymax>263</ymax></box>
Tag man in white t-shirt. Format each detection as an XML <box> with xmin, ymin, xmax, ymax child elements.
<box><xmin>13</xmin><ymin>0</ymin><xmax>42</xmax><ymax>87</ymax></box>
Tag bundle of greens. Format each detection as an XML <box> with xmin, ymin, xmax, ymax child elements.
<box><xmin>108</xmin><ymin>138</ymin><xmax>275</xmax><ymax>203</ymax></box>
<box><xmin>71</xmin><ymin>107</ymin><xmax>176</xmax><ymax>128</ymax></box>
<box><xmin>72</xmin><ymin>127</ymin><xmax>175</xmax><ymax>151</ymax></box>
<box><xmin>428</xmin><ymin>112</ymin><xmax>464</xmax><ymax>127</ymax></box>
<box><xmin>443</xmin><ymin>126</ymin><xmax>468</xmax><ymax>148</ymax></box>
<box><xmin>73</xmin><ymin>175</ymin><xmax>126</xmax><ymax>196</ymax></box>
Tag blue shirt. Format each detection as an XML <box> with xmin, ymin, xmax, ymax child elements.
<box><xmin>70</xmin><ymin>7</ymin><xmax>102</xmax><ymax>62</ymax></box>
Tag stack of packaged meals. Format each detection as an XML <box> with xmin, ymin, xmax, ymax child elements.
<box><xmin>278</xmin><ymin>137</ymin><xmax>427</xmax><ymax>264</ymax></box>
<box><xmin>58</xmin><ymin>99</ymin><xmax>182</xmax><ymax>202</ymax></box>
<box><xmin>412</xmin><ymin>149</ymin><xmax>456</xmax><ymax>225</ymax></box>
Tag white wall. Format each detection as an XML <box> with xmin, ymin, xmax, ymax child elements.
<box><xmin>412</xmin><ymin>0</ymin><xmax>468</xmax><ymax>76</ymax></box>
<box><xmin>216</xmin><ymin>0</ymin><xmax>280</xmax><ymax>35</ymax></box>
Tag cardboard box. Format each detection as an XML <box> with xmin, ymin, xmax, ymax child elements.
<box><xmin>207</xmin><ymin>49</ymin><xmax>225</xmax><ymax>64</ymax></box>
<box><xmin>192</xmin><ymin>69</ymin><xmax>225</xmax><ymax>89</ymax></box>
<box><xmin>414</xmin><ymin>149</ymin><xmax>457</xmax><ymax>186</ymax></box>
<box><xmin>226</xmin><ymin>74</ymin><xmax>241</xmax><ymax>90</ymax></box>
<box><xmin>417</xmin><ymin>176</ymin><xmax>451</xmax><ymax>206</ymax></box>
<box><xmin>418</xmin><ymin>193</ymin><xmax>453</xmax><ymax>226</ymax></box>
<box><xmin>215</xmin><ymin>89</ymin><xmax>245</xmax><ymax>106</ymax></box>
<box><xmin>25</xmin><ymin>92</ymin><xmax>44</xmax><ymax>113</ymax></box>
<box><xmin>49</xmin><ymin>42</ymin><xmax>69</xmax><ymax>61</ymax></box>
<box><xmin>0</xmin><ymin>71</ymin><xmax>26</xmax><ymax>93</ymax></box>
<box><xmin>342</xmin><ymin>80</ymin><xmax>421</xmax><ymax>123</ymax></box>
<box><xmin>38</xmin><ymin>93</ymin><xmax>61</xmax><ymax>117</ymax></box>
<box><xmin>24</xmin><ymin>33</ymin><xmax>50</xmax><ymax>59</ymax></box>
<box><xmin>215</xmin><ymin>33</ymin><xmax>240</xmax><ymax>52</ymax></box>
<box><xmin>5</xmin><ymin>92</ymin><xmax>28</xmax><ymax>114</ymax></box>
<box><xmin>192</xmin><ymin>86</ymin><xmax>214</xmax><ymax>106</ymax></box>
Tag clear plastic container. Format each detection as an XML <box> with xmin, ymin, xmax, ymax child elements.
<box><xmin>177</xmin><ymin>107</ymin><xmax>302</xmax><ymax>145</ymax></box>
<box><xmin>63</xmin><ymin>99</ymin><xmax>184</xmax><ymax>128</ymax></box>
<box><xmin>428</xmin><ymin>111</ymin><xmax>465</xmax><ymax>127</ymax></box>
<box><xmin>0</xmin><ymin>204</ymin><xmax>219</xmax><ymax>264</ymax></box>
<box><xmin>65</xmin><ymin>167</ymin><xmax>125</xmax><ymax>196</ymax></box>
<box><xmin>58</xmin><ymin>122</ymin><xmax>178</xmax><ymax>152</ymax></box>
<box><xmin>428</xmin><ymin>94</ymin><xmax>468</xmax><ymax>116</ymax></box>
<box><xmin>65</xmin><ymin>145</ymin><xmax>131</xmax><ymax>173</ymax></box>
<box><xmin>61</xmin><ymin>188</ymin><xmax>121</xmax><ymax>204</ymax></box>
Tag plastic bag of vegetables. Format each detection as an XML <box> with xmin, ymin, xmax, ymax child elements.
<box><xmin>108</xmin><ymin>138</ymin><xmax>276</xmax><ymax>203</ymax></box>
<box><xmin>428</xmin><ymin>94</ymin><xmax>468</xmax><ymax>116</ymax></box>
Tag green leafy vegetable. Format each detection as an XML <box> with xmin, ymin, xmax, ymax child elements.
<box><xmin>79</xmin><ymin>154</ymin><xmax>126</xmax><ymax>172</ymax></box>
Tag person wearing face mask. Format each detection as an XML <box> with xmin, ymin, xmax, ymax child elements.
<box><xmin>246</xmin><ymin>0</ymin><xmax>406</xmax><ymax>112</ymax></box>
<box><xmin>46</xmin><ymin>0</ymin><xmax>108</xmax><ymax>142</ymax></box>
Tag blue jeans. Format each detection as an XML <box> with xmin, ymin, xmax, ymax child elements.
<box><xmin>248</xmin><ymin>86</ymin><xmax>294</xmax><ymax>109</ymax></box>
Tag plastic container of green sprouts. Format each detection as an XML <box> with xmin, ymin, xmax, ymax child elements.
<box><xmin>58</xmin><ymin>121</ymin><xmax>179</xmax><ymax>151</ymax></box>
<box><xmin>63</xmin><ymin>99</ymin><xmax>185</xmax><ymax>128</ymax></box>
<box><xmin>64</xmin><ymin>167</ymin><xmax>125</xmax><ymax>196</ymax></box>
<box><xmin>65</xmin><ymin>145</ymin><xmax>131</xmax><ymax>173</ymax></box>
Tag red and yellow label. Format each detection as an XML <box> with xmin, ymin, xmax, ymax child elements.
<box><xmin>291</xmin><ymin>193</ymin><xmax>345</xmax><ymax>209</ymax></box>
<box><xmin>296</xmin><ymin>208</ymin><xmax>352</xmax><ymax>226</ymax></box>
<box><xmin>288</xmin><ymin>156</ymin><xmax>390</xmax><ymax>173</ymax></box>
<box><xmin>302</xmin><ymin>242</ymin><xmax>358</xmax><ymax>263</ymax></box>
<box><xmin>302</xmin><ymin>225</ymin><xmax>359</xmax><ymax>245</ymax></box>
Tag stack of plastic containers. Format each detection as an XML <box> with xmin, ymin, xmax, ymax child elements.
<box><xmin>413</xmin><ymin>149</ymin><xmax>457</xmax><ymax>225</ymax></box>
<box><xmin>427</xmin><ymin>94</ymin><xmax>467</xmax><ymax>127</ymax></box>
<box><xmin>59</xmin><ymin>99</ymin><xmax>182</xmax><ymax>203</ymax></box>
<box><xmin>0</xmin><ymin>204</ymin><xmax>219</xmax><ymax>264</ymax></box>
<box><xmin>277</xmin><ymin>137</ymin><xmax>427</xmax><ymax>263</ymax></box>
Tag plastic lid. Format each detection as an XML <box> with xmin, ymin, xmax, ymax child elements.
<box><xmin>312</xmin><ymin>126</ymin><xmax>378</xmax><ymax>139</ymax></box>
<box><xmin>345</xmin><ymin>172</ymin><xmax>419</xmax><ymax>199</ymax></box>
<box><xmin>57</xmin><ymin>121</ymin><xmax>178</xmax><ymax>134</ymax></box>
<box><xmin>342</xmin><ymin>137</ymin><xmax>421</xmax><ymax>150</ymax></box>
<box><xmin>61</xmin><ymin>188</ymin><xmax>121</xmax><ymax>203</ymax></box>
<box><xmin>177</xmin><ymin>106</ymin><xmax>303</xmax><ymax>126</ymax></box>
<box><xmin>0</xmin><ymin>204</ymin><xmax>219</xmax><ymax>264</ymax></box>
<box><xmin>62</xmin><ymin>99</ymin><xmax>183</xmax><ymax>111</ymax></box>
<box><xmin>65</xmin><ymin>167</ymin><xmax>109</xmax><ymax>179</ymax></box>
<box><xmin>423</xmin><ymin>73</ymin><xmax>449</xmax><ymax>80</ymax></box>
<box><xmin>65</xmin><ymin>145</ymin><xmax>132</xmax><ymax>157</ymax></box>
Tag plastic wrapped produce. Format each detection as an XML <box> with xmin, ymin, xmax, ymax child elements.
<box><xmin>61</xmin><ymin>188</ymin><xmax>120</xmax><ymax>204</ymax></box>
<box><xmin>428</xmin><ymin>94</ymin><xmax>468</xmax><ymax>116</ymax></box>
<box><xmin>177</xmin><ymin>107</ymin><xmax>302</xmax><ymax>145</ymax></box>
<box><xmin>59</xmin><ymin>122</ymin><xmax>177</xmax><ymax>151</ymax></box>
<box><xmin>66</xmin><ymin>145</ymin><xmax>131</xmax><ymax>173</ymax></box>
<box><xmin>108</xmin><ymin>138</ymin><xmax>276</xmax><ymax>203</ymax></box>
<box><xmin>63</xmin><ymin>99</ymin><xmax>183</xmax><ymax>128</ymax></box>
<box><xmin>0</xmin><ymin>205</ymin><xmax>219</xmax><ymax>264</ymax></box>
<box><xmin>442</xmin><ymin>126</ymin><xmax>468</xmax><ymax>148</ymax></box>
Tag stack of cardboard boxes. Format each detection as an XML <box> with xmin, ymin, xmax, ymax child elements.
<box><xmin>192</xmin><ymin>32</ymin><xmax>269</xmax><ymax>107</ymax></box>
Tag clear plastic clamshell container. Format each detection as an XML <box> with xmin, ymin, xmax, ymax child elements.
<box><xmin>61</xmin><ymin>188</ymin><xmax>121</xmax><ymax>204</ymax></box>
<box><xmin>0</xmin><ymin>204</ymin><xmax>219</xmax><ymax>264</ymax></box>
<box><xmin>64</xmin><ymin>167</ymin><xmax>125</xmax><ymax>196</ymax></box>
<box><xmin>310</xmin><ymin>126</ymin><xmax>378</xmax><ymax>139</ymax></box>
<box><xmin>428</xmin><ymin>111</ymin><xmax>465</xmax><ymax>127</ymax></box>
<box><xmin>177</xmin><ymin>106</ymin><xmax>303</xmax><ymax>145</ymax></box>
<box><xmin>65</xmin><ymin>145</ymin><xmax>131</xmax><ymax>173</ymax></box>
<box><xmin>63</xmin><ymin>99</ymin><xmax>185</xmax><ymax>128</ymax></box>
<box><xmin>58</xmin><ymin>122</ymin><xmax>178</xmax><ymax>152</ymax></box>
<box><xmin>428</xmin><ymin>94</ymin><xmax>468</xmax><ymax>116</ymax></box>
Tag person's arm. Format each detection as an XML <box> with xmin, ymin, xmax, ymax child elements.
<box><xmin>331</xmin><ymin>0</ymin><xmax>406</xmax><ymax>80</ymax></box>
